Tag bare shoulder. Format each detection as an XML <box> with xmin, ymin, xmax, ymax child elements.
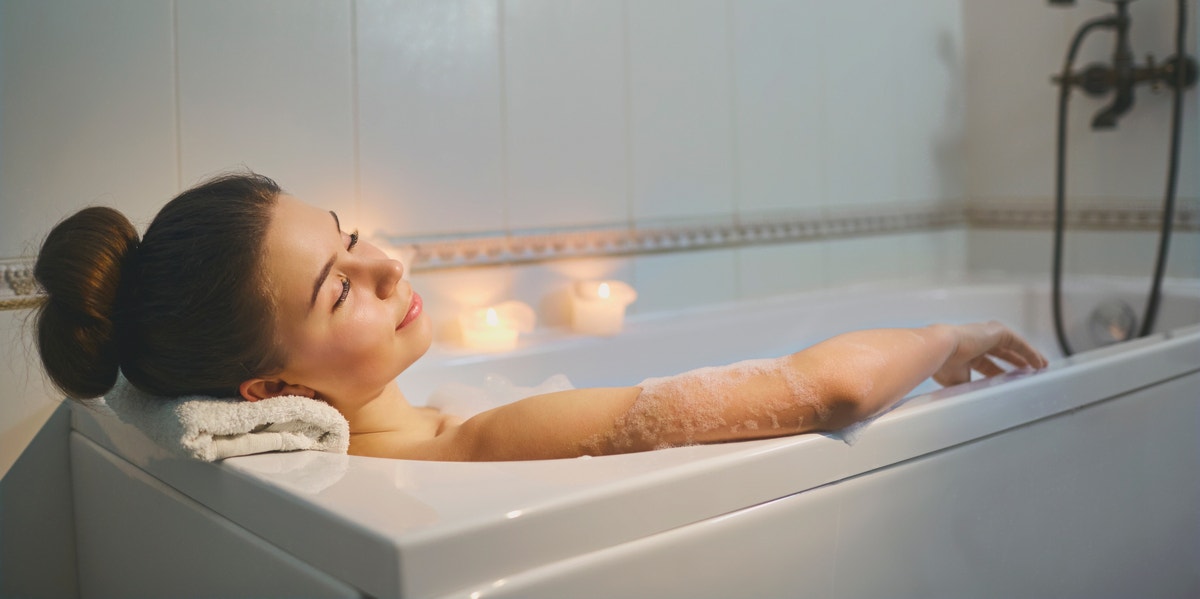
<box><xmin>349</xmin><ymin>386</ymin><xmax>646</xmax><ymax>461</ymax></box>
<box><xmin>348</xmin><ymin>408</ymin><xmax>470</xmax><ymax>461</ymax></box>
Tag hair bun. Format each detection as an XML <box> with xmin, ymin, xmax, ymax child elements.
<box><xmin>34</xmin><ymin>207</ymin><xmax>140</xmax><ymax>399</ymax></box>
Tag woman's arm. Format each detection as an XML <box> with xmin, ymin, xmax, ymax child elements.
<box><xmin>401</xmin><ymin>322</ymin><xmax>1047</xmax><ymax>461</ymax></box>
<box><xmin>785</xmin><ymin>321</ymin><xmax>1047</xmax><ymax>425</ymax></box>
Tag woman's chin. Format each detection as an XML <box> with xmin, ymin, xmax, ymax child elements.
<box><xmin>395</xmin><ymin>316</ymin><xmax>434</xmax><ymax>375</ymax></box>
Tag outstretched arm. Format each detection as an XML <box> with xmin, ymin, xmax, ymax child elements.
<box><xmin>786</xmin><ymin>321</ymin><xmax>1047</xmax><ymax>425</ymax></box>
<box><xmin>399</xmin><ymin>322</ymin><xmax>1047</xmax><ymax>461</ymax></box>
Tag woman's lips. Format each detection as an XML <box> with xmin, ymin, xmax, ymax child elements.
<box><xmin>397</xmin><ymin>291</ymin><xmax>423</xmax><ymax>330</ymax></box>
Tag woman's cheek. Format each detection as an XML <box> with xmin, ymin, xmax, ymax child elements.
<box><xmin>331</xmin><ymin>325</ymin><xmax>375</xmax><ymax>363</ymax></box>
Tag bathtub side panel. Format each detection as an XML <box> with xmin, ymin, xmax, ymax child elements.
<box><xmin>70</xmin><ymin>434</ymin><xmax>362</xmax><ymax>599</ymax></box>
<box><xmin>470</xmin><ymin>371</ymin><xmax>1199</xmax><ymax>599</ymax></box>
<box><xmin>830</xmin><ymin>371</ymin><xmax>1200</xmax><ymax>599</ymax></box>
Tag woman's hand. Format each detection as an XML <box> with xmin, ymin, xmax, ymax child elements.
<box><xmin>932</xmin><ymin>321</ymin><xmax>1049</xmax><ymax>387</ymax></box>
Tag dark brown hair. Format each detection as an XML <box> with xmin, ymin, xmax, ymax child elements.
<box><xmin>34</xmin><ymin>172</ymin><xmax>287</xmax><ymax>399</ymax></box>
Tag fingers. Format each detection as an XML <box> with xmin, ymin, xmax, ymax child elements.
<box><xmin>933</xmin><ymin>368</ymin><xmax>970</xmax><ymax>387</ymax></box>
<box><xmin>995</xmin><ymin>326</ymin><xmax>1050</xmax><ymax>369</ymax></box>
<box><xmin>970</xmin><ymin>355</ymin><xmax>1005</xmax><ymax>377</ymax></box>
<box><xmin>935</xmin><ymin>322</ymin><xmax>1050</xmax><ymax>388</ymax></box>
<box><xmin>992</xmin><ymin>347</ymin><xmax>1035</xmax><ymax>369</ymax></box>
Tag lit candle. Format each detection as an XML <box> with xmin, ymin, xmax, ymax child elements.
<box><xmin>570</xmin><ymin>280</ymin><xmax>637</xmax><ymax>336</ymax></box>
<box><xmin>458</xmin><ymin>301</ymin><xmax>535</xmax><ymax>352</ymax></box>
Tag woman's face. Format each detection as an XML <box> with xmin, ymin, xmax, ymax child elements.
<box><xmin>255</xmin><ymin>194</ymin><xmax>431</xmax><ymax>410</ymax></box>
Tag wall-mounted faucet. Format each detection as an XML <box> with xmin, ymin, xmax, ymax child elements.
<box><xmin>1048</xmin><ymin>0</ymin><xmax>1196</xmax><ymax>356</ymax></box>
<box><xmin>1051</xmin><ymin>0</ymin><xmax>1196</xmax><ymax>129</ymax></box>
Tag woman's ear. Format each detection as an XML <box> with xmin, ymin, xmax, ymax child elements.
<box><xmin>239</xmin><ymin>378</ymin><xmax>317</xmax><ymax>402</ymax></box>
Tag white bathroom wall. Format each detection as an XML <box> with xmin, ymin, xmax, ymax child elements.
<box><xmin>964</xmin><ymin>0</ymin><xmax>1199</xmax><ymax>279</ymax></box>
<box><xmin>0</xmin><ymin>0</ymin><xmax>177</xmax><ymax>254</ymax></box>
<box><xmin>503</xmin><ymin>1</ymin><xmax>629</xmax><ymax>230</ymax></box>
<box><xmin>176</xmin><ymin>0</ymin><xmax>358</xmax><ymax>217</ymax></box>
<box><xmin>404</xmin><ymin>0</ymin><xmax>967</xmax><ymax>327</ymax></box>
<box><xmin>357</xmin><ymin>0</ymin><xmax>508</xmax><ymax>236</ymax></box>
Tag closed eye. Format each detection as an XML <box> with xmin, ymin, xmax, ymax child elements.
<box><xmin>332</xmin><ymin>230</ymin><xmax>359</xmax><ymax>312</ymax></box>
<box><xmin>334</xmin><ymin>277</ymin><xmax>350</xmax><ymax>311</ymax></box>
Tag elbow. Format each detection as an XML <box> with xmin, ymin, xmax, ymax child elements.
<box><xmin>821</xmin><ymin>392</ymin><xmax>869</xmax><ymax>432</ymax></box>
<box><xmin>783</xmin><ymin>354</ymin><xmax>875</xmax><ymax>433</ymax></box>
<box><xmin>815</xmin><ymin>377</ymin><xmax>879</xmax><ymax>432</ymax></box>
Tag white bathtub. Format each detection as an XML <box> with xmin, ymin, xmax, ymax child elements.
<box><xmin>70</xmin><ymin>276</ymin><xmax>1200</xmax><ymax>598</ymax></box>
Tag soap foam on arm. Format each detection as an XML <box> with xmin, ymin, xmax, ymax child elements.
<box><xmin>585</xmin><ymin>356</ymin><xmax>837</xmax><ymax>453</ymax></box>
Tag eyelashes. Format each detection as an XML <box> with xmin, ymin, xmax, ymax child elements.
<box><xmin>335</xmin><ymin>277</ymin><xmax>350</xmax><ymax>310</ymax></box>
<box><xmin>334</xmin><ymin>230</ymin><xmax>360</xmax><ymax>311</ymax></box>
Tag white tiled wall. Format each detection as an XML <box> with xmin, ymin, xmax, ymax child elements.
<box><xmin>894</xmin><ymin>0</ymin><xmax>967</xmax><ymax>204</ymax></box>
<box><xmin>177</xmin><ymin>0</ymin><xmax>357</xmax><ymax>217</ymax></box>
<box><xmin>503</xmin><ymin>0</ymin><xmax>629</xmax><ymax>230</ymax></box>
<box><xmin>970</xmin><ymin>229</ymin><xmax>1200</xmax><ymax>281</ymax></box>
<box><xmin>736</xmin><ymin>240</ymin><xmax>826</xmax><ymax>300</ymax></box>
<box><xmin>821</xmin><ymin>1</ymin><xmax>899</xmax><ymax>209</ymax></box>
<box><xmin>627</xmin><ymin>0</ymin><xmax>736</xmax><ymax>222</ymax></box>
<box><xmin>0</xmin><ymin>0</ymin><xmax>177</xmax><ymax>255</ymax></box>
<box><xmin>730</xmin><ymin>0</ymin><xmax>824</xmax><ymax>214</ymax></box>
<box><xmin>356</xmin><ymin>0</ymin><xmax>507</xmax><ymax>236</ymax></box>
<box><xmin>632</xmin><ymin>248</ymin><xmax>740</xmax><ymax>314</ymax></box>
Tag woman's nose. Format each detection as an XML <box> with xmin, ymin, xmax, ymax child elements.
<box><xmin>371</xmin><ymin>258</ymin><xmax>405</xmax><ymax>299</ymax></box>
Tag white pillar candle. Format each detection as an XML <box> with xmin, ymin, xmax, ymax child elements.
<box><xmin>570</xmin><ymin>280</ymin><xmax>637</xmax><ymax>336</ymax></box>
<box><xmin>458</xmin><ymin>301</ymin><xmax>535</xmax><ymax>352</ymax></box>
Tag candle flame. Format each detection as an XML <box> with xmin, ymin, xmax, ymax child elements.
<box><xmin>598</xmin><ymin>282</ymin><xmax>611</xmax><ymax>299</ymax></box>
<box><xmin>485</xmin><ymin>307</ymin><xmax>500</xmax><ymax>326</ymax></box>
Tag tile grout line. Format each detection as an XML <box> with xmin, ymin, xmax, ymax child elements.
<box><xmin>621</xmin><ymin>0</ymin><xmax>636</xmax><ymax>229</ymax></box>
<box><xmin>172</xmin><ymin>0</ymin><xmax>183</xmax><ymax>192</ymax></box>
<box><xmin>726</xmin><ymin>0</ymin><xmax>744</xmax><ymax>299</ymax></box>
<box><xmin>498</xmin><ymin>0</ymin><xmax>511</xmax><ymax>234</ymax></box>
<box><xmin>350</xmin><ymin>0</ymin><xmax>361</xmax><ymax>221</ymax></box>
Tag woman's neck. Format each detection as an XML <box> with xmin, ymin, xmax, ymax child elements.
<box><xmin>342</xmin><ymin>381</ymin><xmax>420</xmax><ymax>435</ymax></box>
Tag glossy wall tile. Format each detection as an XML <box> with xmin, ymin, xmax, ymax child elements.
<box><xmin>177</xmin><ymin>0</ymin><xmax>357</xmax><ymax>220</ymax></box>
<box><xmin>821</xmin><ymin>0</ymin><xmax>899</xmax><ymax>208</ymax></box>
<box><xmin>632</xmin><ymin>248</ymin><xmax>739</xmax><ymax>314</ymax></box>
<box><xmin>736</xmin><ymin>241</ymin><xmax>826</xmax><ymax>299</ymax></box>
<box><xmin>0</xmin><ymin>0</ymin><xmax>176</xmax><ymax>257</ymax></box>
<box><xmin>357</xmin><ymin>0</ymin><xmax>506</xmax><ymax>237</ymax></box>
<box><xmin>730</xmin><ymin>0</ymin><xmax>825</xmax><ymax>214</ymax></box>
<box><xmin>627</xmin><ymin>0</ymin><xmax>735</xmax><ymax>222</ymax></box>
<box><xmin>893</xmin><ymin>0</ymin><xmax>966</xmax><ymax>204</ymax></box>
<box><xmin>503</xmin><ymin>0</ymin><xmax>629</xmax><ymax>230</ymax></box>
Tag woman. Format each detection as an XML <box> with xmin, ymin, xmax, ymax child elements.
<box><xmin>35</xmin><ymin>172</ymin><xmax>1048</xmax><ymax>461</ymax></box>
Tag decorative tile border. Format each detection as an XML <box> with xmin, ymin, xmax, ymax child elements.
<box><xmin>1</xmin><ymin>258</ymin><xmax>43</xmax><ymax>311</ymax></box>
<box><xmin>967</xmin><ymin>198</ymin><xmax>1199</xmax><ymax>232</ymax></box>
<box><xmin>3</xmin><ymin>198</ymin><xmax>1197</xmax><ymax>310</ymax></box>
<box><xmin>391</xmin><ymin>202</ymin><xmax>964</xmax><ymax>271</ymax></box>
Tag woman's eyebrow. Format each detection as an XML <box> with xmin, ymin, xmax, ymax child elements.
<box><xmin>308</xmin><ymin>211</ymin><xmax>342</xmax><ymax>311</ymax></box>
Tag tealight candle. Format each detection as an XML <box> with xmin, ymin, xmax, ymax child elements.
<box><xmin>570</xmin><ymin>280</ymin><xmax>637</xmax><ymax>336</ymax></box>
<box><xmin>458</xmin><ymin>301</ymin><xmax>535</xmax><ymax>352</ymax></box>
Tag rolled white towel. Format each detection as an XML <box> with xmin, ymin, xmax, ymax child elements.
<box><xmin>103</xmin><ymin>374</ymin><xmax>349</xmax><ymax>462</ymax></box>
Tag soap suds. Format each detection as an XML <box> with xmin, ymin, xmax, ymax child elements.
<box><xmin>588</xmin><ymin>356</ymin><xmax>833</xmax><ymax>453</ymax></box>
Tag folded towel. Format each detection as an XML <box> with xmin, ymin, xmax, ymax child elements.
<box><xmin>103</xmin><ymin>375</ymin><xmax>349</xmax><ymax>462</ymax></box>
